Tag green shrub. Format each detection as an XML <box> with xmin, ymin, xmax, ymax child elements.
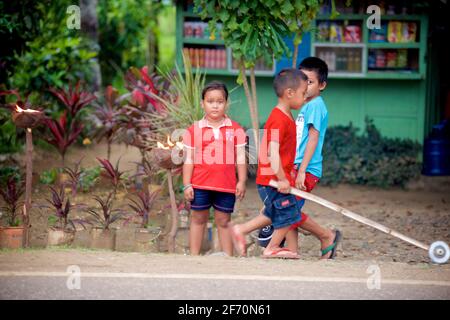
<box><xmin>39</xmin><ymin>168</ymin><xmax>58</xmax><ymax>185</ymax></box>
<box><xmin>322</xmin><ymin>118</ymin><xmax>422</xmax><ymax>187</ymax></box>
<box><xmin>79</xmin><ymin>166</ymin><xmax>101</xmax><ymax>192</ymax></box>
<box><xmin>0</xmin><ymin>166</ymin><xmax>21</xmax><ymax>187</ymax></box>
<box><xmin>0</xmin><ymin>109</ymin><xmax>23</xmax><ymax>155</ymax></box>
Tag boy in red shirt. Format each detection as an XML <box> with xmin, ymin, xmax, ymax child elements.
<box><xmin>244</xmin><ymin>68</ymin><xmax>308</xmax><ymax>258</ymax></box>
<box><xmin>231</xmin><ymin>65</ymin><xmax>338</xmax><ymax>259</ymax></box>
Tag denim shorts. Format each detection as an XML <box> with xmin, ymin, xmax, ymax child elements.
<box><xmin>190</xmin><ymin>188</ymin><xmax>236</xmax><ymax>214</ymax></box>
<box><xmin>257</xmin><ymin>184</ymin><xmax>302</xmax><ymax>229</ymax></box>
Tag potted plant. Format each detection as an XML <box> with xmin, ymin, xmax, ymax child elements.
<box><xmin>45</xmin><ymin>186</ymin><xmax>85</xmax><ymax>246</ymax></box>
<box><xmin>86</xmin><ymin>193</ymin><xmax>124</xmax><ymax>250</ymax></box>
<box><xmin>0</xmin><ymin>176</ymin><xmax>25</xmax><ymax>249</ymax></box>
<box><xmin>127</xmin><ymin>189</ymin><xmax>160</xmax><ymax>252</ymax></box>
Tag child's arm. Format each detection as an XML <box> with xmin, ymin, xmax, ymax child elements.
<box><xmin>269</xmin><ymin>141</ymin><xmax>291</xmax><ymax>193</ymax></box>
<box><xmin>235</xmin><ymin>145</ymin><xmax>247</xmax><ymax>200</ymax></box>
<box><xmin>183</xmin><ymin>146</ymin><xmax>195</xmax><ymax>200</ymax></box>
<box><xmin>295</xmin><ymin>125</ymin><xmax>319</xmax><ymax>190</ymax></box>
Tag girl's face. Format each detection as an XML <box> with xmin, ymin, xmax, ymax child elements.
<box><xmin>201</xmin><ymin>89</ymin><xmax>227</xmax><ymax>121</ymax></box>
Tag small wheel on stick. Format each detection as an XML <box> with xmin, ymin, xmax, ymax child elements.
<box><xmin>428</xmin><ymin>241</ymin><xmax>450</xmax><ymax>264</ymax></box>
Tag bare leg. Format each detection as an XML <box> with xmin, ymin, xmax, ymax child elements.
<box><xmin>236</xmin><ymin>212</ymin><xmax>272</xmax><ymax>235</ymax></box>
<box><xmin>285</xmin><ymin>229</ymin><xmax>298</xmax><ymax>253</ymax></box>
<box><xmin>299</xmin><ymin>216</ymin><xmax>335</xmax><ymax>259</ymax></box>
<box><xmin>263</xmin><ymin>226</ymin><xmax>290</xmax><ymax>255</ymax></box>
<box><xmin>214</xmin><ymin>210</ymin><xmax>233</xmax><ymax>256</ymax></box>
<box><xmin>189</xmin><ymin>210</ymin><xmax>208</xmax><ymax>255</ymax></box>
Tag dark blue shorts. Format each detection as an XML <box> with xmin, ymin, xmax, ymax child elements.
<box><xmin>257</xmin><ymin>184</ymin><xmax>302</xmax><ymax>229</ymax></box>
<box><xmin>190</xmin><ymin>188</ymin><xmax>236</xmax><ymax>214</ymax></box>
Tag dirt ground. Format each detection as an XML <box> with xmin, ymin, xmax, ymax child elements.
<box><xmin>2</xmin><ymin>142</ymin><xmax>450</xmax><ymax>264</ymax></box>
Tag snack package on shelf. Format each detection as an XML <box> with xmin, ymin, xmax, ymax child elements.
<box><xmin>388</xmin><ymin>21</ymin><xmax>402</xmax><ymax>43</ymax></box>
<box><xmin>397</xmin><ymin>49</ymin><xmax>408</xmax><ymax>68</ymax></box>
<box><xmin>368</xmin><ymin>51</ymin><xmax>376</xmax><ymax>69</ymax></box>
<box><xmin>317</xmin><ymin>21</ymin><xmax>330</xmax><ymax>42</ymax></box>
<box><xmin>344</xmin><ymin>25</ymin><xmax>361</xmax><ymax>43</ymax></box>
<box><xmin>402</xmin><ymin>22</ymin><xmax>417</xmax><ymax>43</ymax></box>
<box><xmin>329</xmin><ymin>22</ymin><xmax>343</xmax><ymax>43</ymax></box>
<box><xmin>184</xmin><ymin>22</ymin><xmax>193</xmax><ymax>37</ymax></box>
<box><xmin>369</xmin><ymin>22</ymin><xmax>387</xmax><ymax>42</ymax></box>
<box><xmin>375</xmin><ymin>50</ymin><xmax>386</xmax><ymax>68</ymax></box>
<box><xmin>386</xmin><ymin>50</ymin><xmax>398</xmax><ymax>68</ymax></box>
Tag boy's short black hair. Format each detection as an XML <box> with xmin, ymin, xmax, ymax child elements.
<box><xmin>202</xmin><ymin>81</ymin><xmax>228</xmax><ymax>100</ymax></box>
<box><xmin>299</xmin><ymin>57</ymin><xmax>328</xmax><ymax>84</ymax></box>
<box><xmin>273</xmin><ymin>68</ymin><xmax>308</xmax><ymax>97</ymax></box>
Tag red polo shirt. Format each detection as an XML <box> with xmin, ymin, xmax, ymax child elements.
<box><xmin>183</xmin><ymin>117</ymin><xmax>247</xmax><ymax>193</ymax></box>
<box><xmin>256</xmin><ymin>107</ymin><xmax>297</xmax><ymax>187</ymax></box>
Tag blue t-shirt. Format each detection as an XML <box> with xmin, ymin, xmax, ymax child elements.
<box><xmin>294</xmin><ymin>96</ymin><xmax>328</xmax><ymax>178</ymax></box>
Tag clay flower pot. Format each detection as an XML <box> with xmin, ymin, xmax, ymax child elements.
<box><xmin>134</xmin><ymin>227</ymin><xmax>161</xmax><ymax>253</ymax></box>
<box><xmin>0</xmin><ymin>226</ymin><xmax>24</xmax><ymax>249</ymax></box>
<box><xmin>47</xmin><ymin>228</ymin><xmax>75</xmax><ymax>247</ymax></box>
<box><xmin>90</xmin><ymin>227</ymin><xmax>117</xmax><ymax>250</ymax></box>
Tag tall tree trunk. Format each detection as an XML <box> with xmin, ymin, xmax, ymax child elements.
<box><xmin>292</xmin><ymin>45</ymin><xmax>299</xmax><ymax>68</ymax></box>
<box><xmin>80</xmin><ymin>0</ymin><xmax>102</xmax><ymax>91</ymax></box>
<box><xmin>147</xmin><ymin>29</ymin><xmax>157</xmax><ymax>73</ymax></box>
<box><xmin>239</xmin><ymin>61</ymin><xmax>259</xmax><ymax>155</ymax></box>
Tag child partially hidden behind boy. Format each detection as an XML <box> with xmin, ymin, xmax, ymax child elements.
<box><xmin>231</xmin><ymin>59</ymin><xmax>341</xmax><ymax>259</ymax></box>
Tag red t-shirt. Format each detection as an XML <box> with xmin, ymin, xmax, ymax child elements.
<box><xmin>256</xmin><ymin>107</ymin><xmax>297</xmax><ymax>187</ymax></box>
<box><xmin>183</xmin><ymin>117</ymin><xmax>247</xmax><ymax>193</ymax></box>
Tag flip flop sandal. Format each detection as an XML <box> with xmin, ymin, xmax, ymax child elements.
<box><xmin>229</xmin><ymin>223</ymin><xmax>247</xmax><ymax>257</ymax></box>
<box><xmin>262</xmin><ymin>248</ymin><xmax>300</xmax><ymax>259</ymax></box>
<box><xmin>321</xmin><ymin>229</ymin><xmax>342</xmax><ymax>259</ymax></box>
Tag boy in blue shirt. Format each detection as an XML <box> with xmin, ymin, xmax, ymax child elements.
<box><xmin>231</xmin><ymin>57</ymin><xmax>341</xmax><ymax>259</ymax></box>
<box><xmin>287</xmin><ymin>57</ymin><xmax>342</xmax><ymax>259</ymax></box>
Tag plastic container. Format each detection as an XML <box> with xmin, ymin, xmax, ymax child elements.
<box><xmin>422</xmin><ymin>120</ymin><xmax>450</xmax><ymax>176</ymax></box>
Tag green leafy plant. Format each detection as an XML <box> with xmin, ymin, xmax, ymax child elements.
<box><xmin>0</xmin><ymin>166</ymin><xmax>21</xmax><ymax>186</ymax></box>
<box><xmin>141</xmin><ymin>52</ymin><xmax>205</xmax><ymax>139</ymax></box>
<box><xmin>39</xmin><ymin>168</ymin><xmax>58</xmax><ymax>185</ymax></box>
<box><xmin>8</xmin><ymin>1</ymin><xmax>97</xmax><ymax>94</ymax></box>
<box><xmin>79</xmin><ymin>166</ymin><xmax>101</xmax><ymax>193</ymax></box>
<box><xmin>322</xmin><ymin>118</ymin><xmax>422</xmax><ymax>187</ymax></box>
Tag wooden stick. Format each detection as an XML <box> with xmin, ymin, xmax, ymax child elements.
<box><xmin>166</xmin><ymin>170</ymin><xmax>178</xmax><ymax>253</ymax></box>
<box><xmin>23</xmin><ymin>128</ymin><xmax>33</xmax><ymax>247</ymax></box>
<box><xmin>268</xmin><ymin>180</ymin><xmax>429</xmax><ymax>251</ymax></box>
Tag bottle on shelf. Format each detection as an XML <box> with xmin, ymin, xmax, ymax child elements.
<box><xmin>329</xmin><ymin>51</ymin><xmax>336</xmax><ymax>72</ymax></box>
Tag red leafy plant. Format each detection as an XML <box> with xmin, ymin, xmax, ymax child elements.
<box><xmin>127</xmin><ymin>189</ymin><xmax>159</xmax><ymax>228</ymax></box>
<box><xmin>0</xmin><ymin>176</ymin><xmax>25</xmax><ymax>227</ymax></box>
<box><xmin>92</xmin><ymin>85</ymin><xmax>127</xmax><ymax>160</ymax></box>
<box><xmin>86</xmin><ymin>193</ymin><xmax>125</xmax><ymax>230</ymax></box>
<box><xmin>45</xmin><ymin>81</ymin><xmax>96</xmax><ymax>166</ymax></box>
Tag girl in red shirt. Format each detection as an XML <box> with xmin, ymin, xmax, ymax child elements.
<box><xmin>183</xmin><ymin>81</ymin><xmax>247</xmax><ymax>256</ymax></box>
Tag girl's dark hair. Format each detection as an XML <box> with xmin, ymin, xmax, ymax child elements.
<box><xmin>201</xmin><ymin>81</ymin><xmax>228</xmax><ymax>100</ymax></box>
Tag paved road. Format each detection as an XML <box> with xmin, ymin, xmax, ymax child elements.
<box><xmin>1</xmin><ymin>272</ymin><xmax>449</xmax><ymax>300</ymax></box>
